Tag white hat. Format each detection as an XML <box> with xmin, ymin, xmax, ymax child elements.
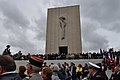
<box><xmin>88</xmin><ymin>62</ymin><xmax>100</xmax><ymax>69</ymax></box>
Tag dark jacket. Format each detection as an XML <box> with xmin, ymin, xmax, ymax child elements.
<box><xmin>88</xmin><ymin>71</ymin><xmax>108</xmax><ymax>80</ymax></box>
<box><xmin>70</xmin><ymin>65</ymin><xmax>76</xmax><ymax>80</ymax></box>
<box><xmin>19</xmin><ymin>72</ymin><xmax>27</xmax><ymax>79</ymax></box>
<box><xmin>58</xmin><ymin>68</ymin><xmax>66</xmax><ymax>80</ymax></box>
<box><xmin>110</xmin><ymin>71</ymin><xmax>120</xmax><ymax>80</ymax></box>
<box><xmin>0</xmin><ymin>73</ymin><xmax>22</xmax><ymax>80</ymax></box>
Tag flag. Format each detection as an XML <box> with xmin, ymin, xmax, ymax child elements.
<box><xmin>108</xmin><ymin>52</ymin><xmax>111</xmax><ymax>64</ymax></box>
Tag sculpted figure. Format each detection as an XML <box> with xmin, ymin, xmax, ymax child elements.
<box><xmin>59</xmin><ymin>16</ymin><xmax>66</xmax><ymax>40</ymax></box>
<box><xmin>2</xmin><ymin>45</ymin><xmax>11</xmax><ymax>56</ymax></box>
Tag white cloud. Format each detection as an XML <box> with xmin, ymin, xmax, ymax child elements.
<box><xmin>82</xmin><ymin>18</ymin><xmax>109</xmax><ymax>52</ymax></box>
<box><xmin>0</xmin><ymin>1</ymin><xmax>29</xmax><ymax>27</ymax></box>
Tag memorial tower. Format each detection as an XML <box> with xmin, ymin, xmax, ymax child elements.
<box><xmin>45</xmin><ymin>5</ymin><xmax>82</xmax><ymax>55</ymax></box>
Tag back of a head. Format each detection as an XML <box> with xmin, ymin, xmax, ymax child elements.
<box><xmin>57</xmin><ymin>63</ymin><xmax>61</xmax><ymax>68</ymax></box>
<box><xmin>42</xmin><ymin>67</ymin><xmax>53</xmax><ymax>80</ymax></box>
<box><xmin>0</xmin><ymin>55</ymin><xmax>16</xmax><ymax>72</ymax></box>
<box><xmin>71</xmin><ymin>62</ymin><xmax>75</xmax><ymax>66</ymax></box>
<box><xmin>78</xmin><ymin>64</ymin><xmax>82</xmax><ymax>67</ymax></box>
<box><xmin>19</xmin><ymin>66</ymin><xmax>26</xmax><ymax>73</ymax></box>
<box><xmin>50</xmin><ymin>65</ymin><xmax>59</xmax><ymax>72</ymax></box>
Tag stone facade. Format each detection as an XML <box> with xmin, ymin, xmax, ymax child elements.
<box><xmin>45</xmin><ymin>5</ymin><xmax>82</xmax><ymax>54</ymax></box>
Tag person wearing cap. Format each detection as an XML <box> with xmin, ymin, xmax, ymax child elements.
<box><xmin>23</xmin><ymin>56</ymin><xmax>44</xmax><ymax>80</ymax></box>
<box><xmin>87</xmin><ymin>62</ymin><xmax>108</xmax><ymax>80</ymax></box>
<box><xmin>0</xmin><ymin>55</ymin><xmax>22</xmax><ymax>80</ymax></box>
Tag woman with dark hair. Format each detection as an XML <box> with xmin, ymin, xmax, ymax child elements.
<box><xmin>18</xmin><ymin>66</ymin><xmax>27</xmax><ymax>79</ymax></box>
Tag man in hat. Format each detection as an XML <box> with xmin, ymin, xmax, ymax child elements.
<box><xmin>88</xmin><ymin>62</ymin><xmax>108</xmax><ymax>80</ymax></box>
<box><xmin>23</xmin><ymin>56</ymin><xmax>44</xmax><ymax>80</ymax></box>
<box><xmin>0</xmin><ymin>55</ymin><xmax>22</xmax><ymax>80</ymax></box>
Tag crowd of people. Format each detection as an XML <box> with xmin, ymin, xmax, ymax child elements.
<box><xmin>2</xmin><ymin>45</ymin><xmax>120</xmax><ymax>61</ymax></box>
<box><xmin>0</xmin><ymin>45</ymin><xmax>120</xmax><ymax>80</ymax></box>
<box><xmin>0</xmin><ymin>53</ymin><xmax>120</xmax><ymax>80</ymax></box>
<box><xmin>2</xmin><ymin>45</ymin><xmax>103</xmax><ymax>60</ymax></box>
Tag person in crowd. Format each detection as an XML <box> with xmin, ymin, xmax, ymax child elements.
<box><xmin>23</xmin><ymin>56</ymin><xmax>44</xmax><ymax>80</ymax></box>
<box><xmin>50</xmin><ymin>64</ymin><xmax>60</xmax><ymax>80</ymax></box>
<box><xmin>96</xmin><ymin>62</ymin><xmax>108</xmax><ymax>80</ymax></box>
<box><xmin>49</xmin><ymin>63</ymin><xmax>54</xmax><ymax>67</ymax></box>
<box><xmin>101</xmin><ymin>60</ymin><xmax>107</xmax><ymax>72</ymax></box>
<box><xmin>110</xmin><ymin>65</ymin><xmax>120</xmax><ymax>80</ymax></box>
<box><xmin>70</xmin><ymin>62</ymin><xmax>76</xmax><ymax>80</ymax></box>
<box><xmin>42</xmin><ymin>62</ymin><xmax>48</xmax><ymax>68</ymax></box>
<box><xmin>0</xmin><ymin>55</ymin><xmax>22</xmax><ymax>80</ymax></box>
<box><xmin>99</xmin><ymin>61</ymin><xmax>108</xmax><ymax>80</ymax></box>
<box><xmin>64</xmin><ymin>63</ymin><xmax>71</xmax><ymax>80</ymax></box>
<box><xmin>57</xmin><ymin>63</ymin><xmax>66</xmax><ymax>80</ymax></box>
<box><xmin>18</xmin><ymin>66</ymin><xmax>27</xmax><ymax>79</ymax></box>
<box><xmin>76</xmin><ymin>64</ymin><xmax>83</xmax><ymax>80</ymax></box>
<box><xmin>41</xmin><ymin>67</ymin><xmax>53</xmax><ymax>80</ymax></box>
<box><xmin>83</xmin><ymin>63</ymin><xmax>89</xmax><ymax>78</ymax></box>
<box><xmin>63</xmin><ymin>62</ymin><xmax>67</xmax><ymax>70</ymax></box>
<box><xmin>87</xmin><ymin>62</ymin><xmax>108</xmax><ymax>80</ymax></box>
